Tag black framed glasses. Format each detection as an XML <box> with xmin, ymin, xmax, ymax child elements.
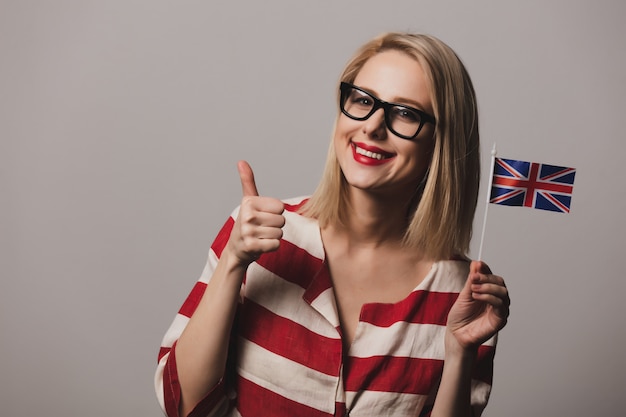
<box><xmin>339</xmin><ymin>82</ymin><xmax>436</xmax><ymax>140</ymax></box>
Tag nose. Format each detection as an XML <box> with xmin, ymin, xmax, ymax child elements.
<box><xmin>362</xmin><ymin>108</ymin><xmax>387</xmax><ymax>140</ymax></box>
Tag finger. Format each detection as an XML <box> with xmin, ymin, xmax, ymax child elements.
<box><xmin>255</xmin><ymin>197</ymin><xmax>286</xmax><ymax>216</ymax></box>
<box><xmin>471</xmin><ymin>282</ymin><xmax>509</xmax><ymax>300</ymax></box>
<box><xmin>238</xmin><ymin>160</ymin><xmax>259</xmax><ymax>197</ymax></box>
<box><xmin>471</xmin><ymin>272</ymin><xmax>506</xmax><ymax>287</ymax></box>
<box><xmin>239</xmin><ymin>198</ymin><xmax>285</xmax><ymax>220</ymax></box>
<box><xmin>472</xmin><ymin>292</ymin><xmax>510</xmax><ymax>322</ymax></box>
<box><xmin>252</xmin><ymin>238</ymin><xmax>282</xmax><ymax>254</ymax></box>
<box><xmin>470</xmin><ymin>260</ymin><xmax>492</xmax><ymax>275</ymax></box>
<box><xmin>471</xmin><ymin>283</ymin><xmax>510</xmax><ymax>312</ymax></box>
<box><xmin>245</xmin><ymin>225</ymin><xmax>284</xmax><ymax>240</ymax></box>
<box><xmin>239</xmin><ymin>211</ymin><xmax>286</xmax><ymax>229</ymax></box>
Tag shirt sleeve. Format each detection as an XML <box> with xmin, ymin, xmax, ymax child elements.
<box><xmin>417</xmin><ymin>335</ymin><xmax>497</xmax><ymax>417</ymax></box>
<box><xmin>470</xmin><ymin>340</ymin><xmax>497</xmax><ymax>416</ymax></box>
<box><xmin>155</xmin><ymin>215</ymin><xmax>238</xmax><ymax>417</ymax></box>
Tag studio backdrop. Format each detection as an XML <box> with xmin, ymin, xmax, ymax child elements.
<box><xmin>1</xmin><ymin>1</ymin><xmax>624</xmax><ymax>416</ymax></box>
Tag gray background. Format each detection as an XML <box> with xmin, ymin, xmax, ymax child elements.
<box><xmin>2</xmin><ymin>1</ymin><xmax>624</xmax><ymax>416</ymax></box>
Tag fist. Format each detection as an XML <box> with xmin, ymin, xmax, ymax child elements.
<box><xmin>227</xmin><ymin>161</ymin><xmax>285</xmax><ymax>266</ymax></box>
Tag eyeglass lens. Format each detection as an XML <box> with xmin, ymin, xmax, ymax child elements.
<box><xmin>341</xmin><ymin>85</ymin><xmax>427</xmax><ymax>139</ymax></box>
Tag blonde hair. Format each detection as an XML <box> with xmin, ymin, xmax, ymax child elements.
<box><xmin>300</xmin><ymin>33</ymin><xmax>480</xmax><ymax>260</ymax></box>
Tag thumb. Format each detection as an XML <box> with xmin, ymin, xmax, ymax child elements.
<box><xmin>237</xmin><ymin>160</ymin><xmax>259</xmax><ymax>197</ymax></box>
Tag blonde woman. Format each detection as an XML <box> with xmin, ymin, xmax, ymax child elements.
<box><xmin>156</xmin><ymin>32</ymin><xmax>510</xmax><ymax>417</ymax></box>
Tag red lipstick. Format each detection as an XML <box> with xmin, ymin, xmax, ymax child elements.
<box><xmin>351</xmin><ymin>142</ymin><xmax>395</xmax><ymax>166</ymax></box>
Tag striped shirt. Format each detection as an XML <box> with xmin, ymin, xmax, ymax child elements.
<box><xmin>155</xmin><ymin>197</ymin><xmax>496</xmax><ymax>417</ymax></box>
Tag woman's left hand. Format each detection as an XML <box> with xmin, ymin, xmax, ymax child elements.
<box><xmin>446</xmin><ymin>261</ymin><xmax>510</xmax><ymax>350</ymax></box>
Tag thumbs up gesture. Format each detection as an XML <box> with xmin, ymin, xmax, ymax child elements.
<box><xmin>226</xmin><ymin>161</ymin><xmax>286</xmax><ymax>266</ymax></box>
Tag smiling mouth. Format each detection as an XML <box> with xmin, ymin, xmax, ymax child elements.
<box><xmin>352</xmin><ymin>143</ymin><xmax>394</xmax><ymax>160</ymax></box>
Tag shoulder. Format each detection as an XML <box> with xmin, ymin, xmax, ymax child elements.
<box><xmin>279</xmin><ymin>196</ymin><xmax>325</xmax><ymax>259</ymax></box>
<box><xmin>282</xmin><ymin>196</ymin><xmax>310</xmax><ymax>213</ymax></box>
<box><xmin>425</xmin><ymin>259</ymin><xmax>470</xmax><ymax>293</ymax></box>
<box><xmin>223</xmin><ymin>196</ymin><xmax>321</xmax><ymax>261</ymax></box>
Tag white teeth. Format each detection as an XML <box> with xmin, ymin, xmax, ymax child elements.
<box><xmin>355</xmin><ymin>145</ymin><xmax>385</xmax><ymax>160</ymax></box>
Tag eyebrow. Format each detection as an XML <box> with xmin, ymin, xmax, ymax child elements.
<box><xmin>356</xmin><ymin>85</ymin><xmax>429</xmax><ymax>111</ymax></box>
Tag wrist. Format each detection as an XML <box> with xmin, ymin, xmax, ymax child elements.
<box><xmin>444</xmin><ymin>330</ymin><xmax>478</xmax><ymax>362</ymax></box>
<box><xmin>223</xmin><ymin>240</ymin><xmax>254</xmax><ymax>269</ymax></box>
<box><xmin>201</xmin><ymin>251</ymin><xmax>248</xmax><ymax>306</ymax></box>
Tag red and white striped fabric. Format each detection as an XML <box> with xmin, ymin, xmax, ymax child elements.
<box><xmin>155</xmin><ymin>197</ymin><xmax>496</xmax><ymax>417</ymax></box>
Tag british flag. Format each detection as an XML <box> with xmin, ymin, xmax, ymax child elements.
<box><xmin>490</xmin><ymin>158</ymin><xmax>576</xmax><ymax>213</ymax></box>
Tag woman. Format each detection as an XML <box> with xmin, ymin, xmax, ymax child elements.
<box><xmin>156</xmin><ymin>32</ymin><xmax>510</xmax><ymax>417</ymax></box>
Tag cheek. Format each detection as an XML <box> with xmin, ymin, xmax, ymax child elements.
<box><xmin>402</xmin><ymin>143</ymin><xmax>434</xmax><ymax>174</ymax></box>
<box><xmin>335</xmin><ymin>115</ymin><xmax>360</xmax><ymax>138</ymax></box>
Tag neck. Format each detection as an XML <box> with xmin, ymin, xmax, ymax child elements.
<box><xmin>336</xmin><ymin>187</ymin><xmax>416</xmax><ymax>248</ymax></box>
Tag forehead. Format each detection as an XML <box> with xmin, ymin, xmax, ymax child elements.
<box><xmin>353</xmin><ymin>50</ymin><xmax>432</xmax><ymax>110</ymax></box>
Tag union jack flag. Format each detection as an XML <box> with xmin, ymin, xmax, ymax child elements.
<box><xmin>490</xmin><ymin>158</ymin><xmax>576</xmax><ymax>213</ymax></box>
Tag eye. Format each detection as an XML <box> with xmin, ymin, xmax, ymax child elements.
<box><xmin>349</xmin><ymin>90</ymin><xmax>373</xmax><ymax>107</ymax></box>
<box><xmin>392</xmin><ymin>106</ymin><xmax>421</xmax><ymax>124</ymax></box>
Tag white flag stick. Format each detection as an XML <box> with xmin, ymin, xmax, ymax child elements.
<box><xmin>477</xmin><ymin>143</ymin><xmax>497</xmax><ymax>261</ymax></box>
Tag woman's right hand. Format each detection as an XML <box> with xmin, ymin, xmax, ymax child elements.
<box><xmin>226</xmin><ymin>160</ymin><xmax>285</xmax><ymax>267</ymax></box>
<box><xmin>175</xmin><ymin>160</ymin><xmax>283</xmax><ymax>416</ymax></box>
